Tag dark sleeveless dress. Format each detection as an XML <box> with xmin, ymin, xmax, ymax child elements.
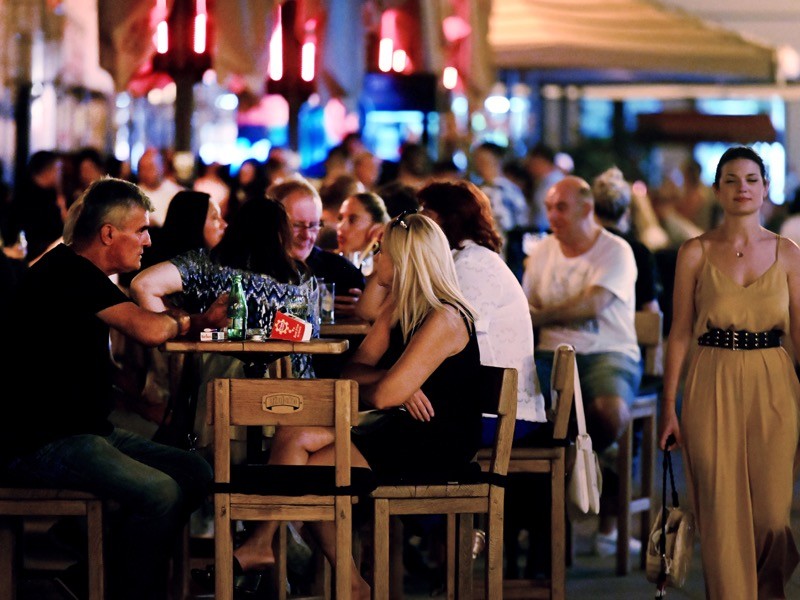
<box><xmin>352</xmin><ymin>312</ymin><xmax>482</xmax><ymax>481</ymax></box>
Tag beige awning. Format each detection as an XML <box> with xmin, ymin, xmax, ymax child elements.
<box><xmin>489</xmin><ymin>0</ymin><xmax>778</xmax><ymax>83</ymax></box>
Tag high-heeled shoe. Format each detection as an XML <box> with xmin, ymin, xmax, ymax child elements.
<box><xmin>191</xmin><ymin>557</ymin><xmax>275</xmax><ymax>597</ymax></box>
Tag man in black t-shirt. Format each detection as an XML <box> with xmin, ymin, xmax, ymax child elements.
<box><xmin>1</xmin><ymin>178</ymin><xmax>227</xmax><ymax>599</ymax></box>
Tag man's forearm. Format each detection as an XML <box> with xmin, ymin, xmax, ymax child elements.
<box><xmin>530</xmin><ymin>289</ymin><xmax>609</xmax><ymax>327</ymax></box>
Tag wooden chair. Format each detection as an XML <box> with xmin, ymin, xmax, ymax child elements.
<box><xmin>614</xmin><ymin>310</ymin><xmax>663</xmax><ymax>575</ymax></box>
<box><xmin>210</xmin><ymin>377</ymin><xmax>374</xmax><ymax>600</ymax></box>
<box><xmin>371</xmin><ymin>366</ymin><xmax>518</xmax><ymax>600</ymax></box>
<box><xmin>0</xmin><ymin>488</ymin><xmax>105</xmax><ymax>600</ymax></box>
<box><xmin>476</xmin><ymin>344</ymin><xmax>576</xmax><ymax>600</ymax></box>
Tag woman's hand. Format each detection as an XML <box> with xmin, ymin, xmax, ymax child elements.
<box><xmin>659</xmin><ymin>408</ymin><xmax>682</xmax><ymax>450</ymax></box>
<box><xmin>402</xmin><ymin>389</ymin><xmax>434</xmax><ymax>422</ymax></box>
<box><xmin>335</xmin><ymin>288</ymin><xmax>362</xmax><ymax>317</ymax></box>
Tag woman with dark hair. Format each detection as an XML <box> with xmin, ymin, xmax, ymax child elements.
<box><xmin>131</xmin><ymin>197</ymin><xmax>318</xmax><ymax>380</ymax></box>
<box><xmin>146</xmin><ymin>190</ymin><xmax>226</xmax><ymax>268</ymax></box>
<box><xmin>125</xmin><ymin>191</ymin><xmax>228</xmax><ymax>411</ymax></box>
<box><xmin>227</xmin><ymin>158</ymin><xmax>268</xmax><ymax>220</ymax></box>
<box><xmin>337</xmin><ymin>191</ymin><xmax>390</xmax><ymax>274</ymax></box>
<box><xmin>660</xmin><ymin>146</ymin><xmax>800</xmax><ymax>599</ymax></box>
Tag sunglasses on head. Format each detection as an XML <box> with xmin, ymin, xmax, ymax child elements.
<box><xmin>390</xmin><ymin>209</ymin><xmax>417</xmax><ymax>230</ymax></box>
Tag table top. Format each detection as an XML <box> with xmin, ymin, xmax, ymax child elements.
<box><xmin>161</xmin><ymin>337</ymin><xmax>349</xmax><ymax>355</ymax></box>
<box><xmin>320</xmin><ymin>319</ymin><xmax>371</xmax><ymax>337</ymax></box>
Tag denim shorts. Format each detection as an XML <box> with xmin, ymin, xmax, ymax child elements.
<box><xmin>534</xmin><ymin>350</ymin><xmax>643</xmax><ymax>408</ymax></box>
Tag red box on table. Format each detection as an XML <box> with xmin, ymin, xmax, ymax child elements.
<box><xmin>269</xmin><ymin>311</ymin><xmax>312</xmax><ymax>341</ymax></box>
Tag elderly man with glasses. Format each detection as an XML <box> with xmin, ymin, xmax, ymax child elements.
<box><xmin>268</xmin><ymin>178</ymin><xmax>366</xmax><ymax>318</ymax></box>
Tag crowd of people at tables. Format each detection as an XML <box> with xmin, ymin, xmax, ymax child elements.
<box><xmin>0</xmin><ymin>136</ymin><xmax>799</xmax><ymax>600</ymax></box>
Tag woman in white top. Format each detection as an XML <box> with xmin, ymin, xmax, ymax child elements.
<box><xmin>418</xmin><ymin>181</ymin><xmax>546</xmax><ymax>439</ymax></box>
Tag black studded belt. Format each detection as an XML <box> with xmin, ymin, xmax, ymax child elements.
<box><xmin>697</xmin><ymin>328</ymin><xmax>782</xmax><ymax>350</ymax></box>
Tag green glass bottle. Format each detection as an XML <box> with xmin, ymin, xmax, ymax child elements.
<box><xmin>226</xmin><ymin>274</ymin><xmax>248</xmax><ymax>340</ymax></box>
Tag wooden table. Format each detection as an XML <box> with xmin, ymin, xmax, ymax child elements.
<box><xmin>159</xmin><ymin>337</ymin><xmax>350</xmax><ymax>454</ymax></box>
<box><xmin>162</xmin><ymin>337</ymin><xmax>349</xmax><ymax>355</ymax></box>
<box><xmin>320</xmin><ymin>319</ymin><xmax>371</xmax><ymax>337</ymax></box>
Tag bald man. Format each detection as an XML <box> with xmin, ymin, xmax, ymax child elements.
<box><xmin>522</xmin><ymin>176</ymin><xmax>642</xmax><ymax>554</ymax></box>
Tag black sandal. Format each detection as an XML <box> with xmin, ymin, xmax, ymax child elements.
<box><xmin>191</xmin><ymin>557</ymin><xmax>275</xmax><ymax>597</ymax></box>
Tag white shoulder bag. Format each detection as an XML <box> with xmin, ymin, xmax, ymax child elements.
<box><xmin>555</xmin><ymin>344</ymin><xmax>603</xmax><ymax>516</ymax></box>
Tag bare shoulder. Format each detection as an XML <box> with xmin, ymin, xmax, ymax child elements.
<box><xmin>778</xmin><ymin>235</ymin><xmax>800</xmax><ymax>274</ymax></box>
<box><xmin>676</xmin><ymin>235</ymin><xmax>705</xmax><ymax>268</ymax></box>
<box><xmin>415</xmin><ymin>304</ymin><xmax>470</xmax><ymax>350</ymax></box>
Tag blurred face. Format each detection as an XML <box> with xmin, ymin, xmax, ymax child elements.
<box><xmin>238</xmin><ymin>162</ymin><xmax>256</xmax><ymax>186</ymax></box>
<box><xmin>354</xmin><ymin>154</ymin><xmax>381</xmax><ymax>188</ymax></box>
<box><xmin>203</xmin><ymin>200</ymin><xmax>227</xmax><ymax>250</ymax></box>
<box><xmin>79</xmin><ymin>159</ymin><xmax>104</xmax><ymax>188</ymax></box>
<box><xmin>544</xmin><ymin>181</ymin><xmax>587</xmax><ymax>243</ymax></box>
<box><xmin>137</xmin><ymin>152</ymin><xmax>163</xmax><ymax>188</ymax></box>
<box><xmin>713</xmin><ymin>158</ymin><xmax>767</xmax><ymax>217</ymax></box>
<box><xmin>284</xmin><ymin>192</ymin><xmax>322</xmax><ymax>261</ymax></box>
<box><xmin>337</xmin><ymin>196</ymin><xmax>379</xmax><ymax>254</ymax></box>
<box><xmin>108</xmin><ymin>206</ymin><xmax>152</xmax><ymax>273</ymax></box>
<box><xmin>472</xmin><ymin>149</ymin><xmax>496</xmax><ymax>181</ymax></box>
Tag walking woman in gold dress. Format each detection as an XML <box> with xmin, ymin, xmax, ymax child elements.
<box><xmin>660</xmin><ymin>146</ymin><xmax>800</xmax><ymax>599</ymax></box>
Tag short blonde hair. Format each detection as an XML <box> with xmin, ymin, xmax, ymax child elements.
<box><xmin>381</xmin><ymin>213</ymin><xmax>475</xmax><ymax>340</ymax></box>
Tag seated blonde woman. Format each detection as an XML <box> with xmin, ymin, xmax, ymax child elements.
<box><xmin>195</xmin><ymin>213</ymin><xmax>485</xmax><ymax>599</ymax></box>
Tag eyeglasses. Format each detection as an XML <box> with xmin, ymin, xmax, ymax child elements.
<box><xmin>291</xmin><ymin>221</ymin><xmax>322</xmax><ymax>233</ymax></box>
<box><xmin>390</xmin><ymin>209</ymin><xmax>417</xmax><ymax>230</ymax></box>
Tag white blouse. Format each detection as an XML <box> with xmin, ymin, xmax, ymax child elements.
<box><xmin>453</xmin><ymin>240</ymin><xmax>546</xmax><ymax>422</ymax></box>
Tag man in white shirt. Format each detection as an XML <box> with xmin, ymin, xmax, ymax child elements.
<box><xmin>522</xmin><ymin>176</ymin><xmax>641</xmax><ymax>554</ymax></box>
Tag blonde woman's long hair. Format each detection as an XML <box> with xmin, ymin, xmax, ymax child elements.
<box><xmin>381</xmin><ymin>212</ymin><xmax>476</xmax><ymax>341</ymax></box>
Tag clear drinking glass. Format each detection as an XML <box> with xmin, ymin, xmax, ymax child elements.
<box><xmin>319</xmin><ymin>281</ymin><xmax>335</xmax><ymax>324</ymax></box>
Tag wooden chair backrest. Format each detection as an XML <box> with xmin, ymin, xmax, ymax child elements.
<box><xmin>211</xmin><ymin>378</ymin><xmax>358</xmax><ymax>487</ymax></box>
<box><xmin>478</xmin><ymin>366</ymin><xmax>518</xmax><ymax>478</ymax></box>
<box><xmin>635</xmin><ymin>310</ymin><xmax>664</xmax><ymax>377</ymax></box>
<box><xmin>551</xmin><ymin>344</ymin><xmax>576</xmax><ymax>440</ymax></box>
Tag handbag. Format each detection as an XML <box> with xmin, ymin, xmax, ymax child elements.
<box><xmin>560</xmin><ymin>344</ymin><xmax>603</xmax><ymax>516</ymax></box>
<box><xmin>646</xmin><ymin>435</ymin><xmax>696</xmax><ymax>595</ymax></box>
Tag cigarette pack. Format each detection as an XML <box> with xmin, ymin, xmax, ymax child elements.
<box><xmin>200</xmin><ymin>328</ymin><xmax>227</xmax><ymax>341</ymax></box>
<box><xmin>269</xmin><ymin>311</ymin><xmax>312</xmax><ymax>341</ymax></box>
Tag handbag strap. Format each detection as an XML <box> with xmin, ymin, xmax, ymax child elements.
<box><xmin>556</xmin><ymin>345</ymin><xmax>587</xmax><ymax>436</ymax></box>
<box><xmin>657</xmin><ymin>435</ymin><xmax>679</xmax><ymax>591</ymax></box>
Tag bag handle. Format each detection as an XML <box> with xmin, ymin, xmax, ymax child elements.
<box><xmin>553</xmin><ymin>344</ymin><xmax>587</xmax><ymax>436</ymax></box>
<box><xmin>656</xmin><ymin>434</ymin><xmax>679</xmax><ymax>597</ymax></box>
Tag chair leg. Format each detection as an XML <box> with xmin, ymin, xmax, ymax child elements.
<box><xmin>86</xmin><ymin>500</ymin><xmax>105</xmax><ymax>600</ymax></box>
<box><xmin>617</xmin><ymin>423</ymin><xmax>634</xmax><ymax>576</ymax></box>
<box><xmin>373</xmin><ymin>499</ymin><xmax>390</xmax><ymax>600</ymax></box>
<box><xmin>276</xmin><ymin>523</ymin><xmax>288</xmax><ymax>600</ymax></box>
<box><xmin>215</xmin><ymin>496</ymin><xmax>234</xmax><ymax>600</ymax></box>
<box><xmin>446</xmin><ymin>513</ymin><xmax>457</xmax><ymax>600</ymax></box>
<box><xmin>334</xmin><ymin>497</ymin><xmax>352</xmax><ymax>600</ymax></box>
<box><xmin>0</xmin><ymin>517</ymin><xmax>17</xmax><ymax>600</ymax></box>
<box><xmin>639</xmin><ymin>414</ymin><xmax>656</xmax><ymax>570</ymax></box>
<box><xmin>552</xmin><ymin>454</ymin><xmax>566</xmax><ymax>600</ymax></box>
<box><xmin>486</xmin><ymin>491</ymin><xmax>503</xmax><ymax>600</ymax></box>
<box><xmin>456</xmin><ymin>514</ymin><xmax>473</xmax><ymax>599</ymax></box>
